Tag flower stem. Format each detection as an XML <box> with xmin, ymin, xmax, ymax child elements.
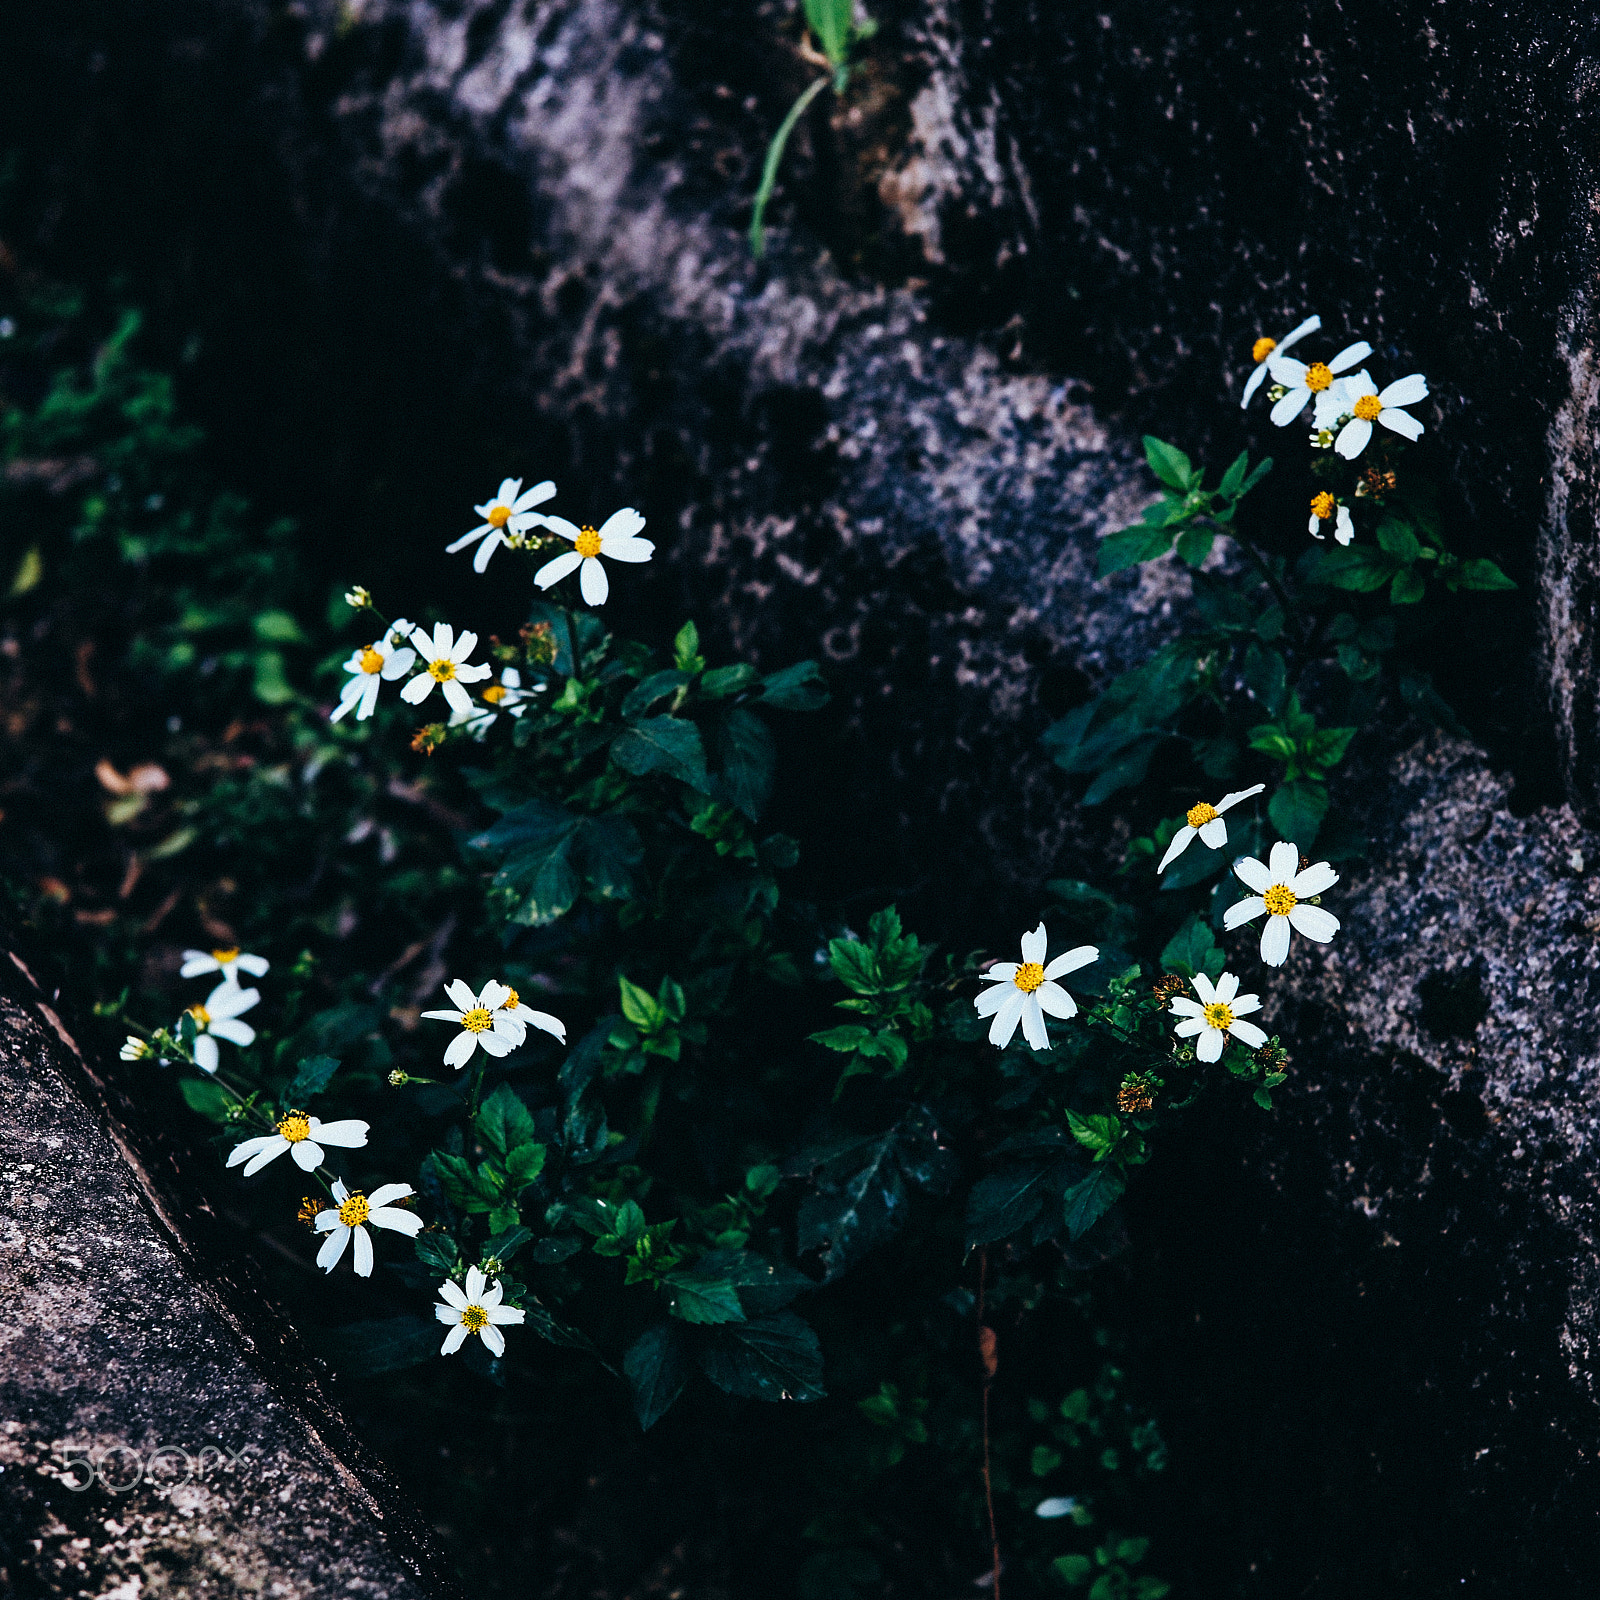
<box><xmin>749</xmin><ymin>75</ymin><xmax>831</xmax><ymax>259</ymax></box>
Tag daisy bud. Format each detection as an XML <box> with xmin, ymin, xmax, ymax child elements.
<box><xmin>1117</xmin><ymin>1072</ymin><xmax>1159</xmax><ymax>1114</ymax></box>
<box><xmin>119</xmin><ymin>1035</ymin><xmax>152</xmax><ymax>1061</ymax></box>
<box><xmin>344</xmin><ymin>586</ymin><xmax>372</xmax><ymax>609</ymax></box>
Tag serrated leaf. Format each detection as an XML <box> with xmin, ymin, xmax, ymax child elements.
<box><xmin>965</xmin><ymin>1155</ymin><xmax>1076</xmax><ymax>1247</ymax></box>
<box><xmin>611</xmin><ymin>715</ymin><xmax>710</xmax><ymax>791</ymax></box>
<box><xmin>664</xmin><ymin>1270</ymin><xmax>747</xmax><ymax>1325</ymax></box>
<box><xmin>1299</xmin><ymin>544</ymin><xmax>1396</xmax><ymax>592</ymax></box>
<box><xmin>414</xmin><ymin>1232</ymin><xmax>458</xmax><ymax>1273</ymax></box>
<box><xmin>1376</xmin><ymin>516</ymin><xmax>1422</xmax><ymax>563</ymax></box>
<box><xmin>622</xmin><ymin>668</ymin><xmax>690</xmax><ymax>720</ymax></box>
<box><xmin>481</xmin><ymin>1224</ymin><xmax>534</xmax><ymax>1263</ymax></box>
<box><xmin>618</xmin><ymin>974</ymin><xmax>662</xmax><ymax>1028</ymax></box>
<box><xmin>1174</xmin><ymin>527</ymin><xmax>1214</xmax><ymax>567</ymax></box>
<box><xmin>476</xmin><ymin>1082</ymin><xmax>537</xmax><ymax>1155</ymax></box>
<box><xmin>1062</xmin><ymin>1165</ymin><xmax>1125</xmax><ymax>1239</ymax></box>
<box><xmin>715</xmin><ymin>705</ymin><xmax>776</xmax><ymax>820</ymax></box>
<box><xmin>285</xmin><ymin>1053</ymin><xmax>340</xmax><ymax>1105</ymax></box>
<box><xmin>697</xmin><ymin>1311</ymin><xmax>825</xmax><ymax>1402</ymax></box>
<box><xmin>624</xmin><ymin>1321</ymin><xmax>691</xmax><ymax>1430</ymax></box>
<box><xmin>314</xmin><ymin>1315</ymin><xmax>438</xmax><ymax>1375</ymax></box>
<box><xmin>759</xmin><ymin>659</ymin><xmax>829</xmax><ymax>711</ymax></box>
<box><xmin>505</xmin><ymin>1142</ymin><xmax>547</xmax><ymax>1185</ymax></box>
<box><xmin>1268</xmin><ymin>781</ymin><xmax>1329</xmax><ymax>850</ymax></box>
<box><xmin>1066</xmin><ymin>1110</ymin><xmax>1120</xmax><ymax>1157</ymax></box>
<box><xmin>810</xmin><ymin>1024</ymin><xmax>873</xmax><ymax>1052</ymax></box>
<box><xmin>1159</xmin><ymin>915</ymin><xmax>1221</xmax><ymax>979</ymax></box>
<box><xmin>1453</xmin><ymin>557</ymin><xmax>1517</xmax><ymax>591</ymax></box>
<box><xmin>701</xmin><ymin>663</ymin><xmax>757</xmax><ymax>697</ymax></box>
<box><xmin>1097</xmin><ymin>522</ymin><xmax>1175</xmax><ymax>577</ymax></box>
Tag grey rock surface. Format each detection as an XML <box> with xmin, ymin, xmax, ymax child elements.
<box><xmin>0</xmin><ymin>951</ymin><xmax>459</xmax><ymax>1599</ymax></box>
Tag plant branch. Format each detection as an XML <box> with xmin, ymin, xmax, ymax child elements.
<box><xmin>749</xmin><ymin>75</ymin><xmax>831</xmax><ymax>259</ymax></box>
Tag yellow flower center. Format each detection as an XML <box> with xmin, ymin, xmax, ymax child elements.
<box><xmin>427</xmin><ymin>657</ymin><xmax>457</xmax><ymax>683</ymax></box>
<box><xmin>1310</xmin><ymin>491</ymin><xmax>1335</xmax><ymax>521</ymax></box>
<box><xmin>462</xmin><ymin>1006</ymin><xmax>494</xmax><ymax>1034</ymax></box>
<box><xmin>211</xmin><ymin>946</ymin><xmax>240</xmax><ymax>964</ymax></box>
<box><xmin>1263</xmin><ymin>884</ymin><xmax>1298</xmax><ymax>916</ymax></box>
<box><xmin>187</xmin><ymin>1003</ymin><xmax>211</xmax><ymax>1027</ymax></box>
<box><xmin>1352</xmin><ymin>393</ymin><xmax>1383</xmax><ymax>422</ymax></box>
<box><xmin>1013</xmin><ymin>961</ymin><xmax>1045</xmax><ymax>993</ymax></box>
<box><xmin>487</xmin><ymin>504</ymin><xmax>512</xmax><ymax>528</ymax></box>
<box><xmin>574</xmin><ymin>525</ymin><xmax>603</xmax><ymax>559</ymax></box>
<box><xmin>1304</xmin><ymin>362</ymin><xmax>1333</xmax><ymax>392</ymax></box>
<box><xmin>502</xmin><ymin>988</ymin><xmax>520</xmax><ymax>1010</ymax></box>
<box><xmin>1203</xmin><ymin>1001</ymin><xmax>1235</xmax><ymax>1031</ymax></box>
<box><xmin>359</xmin><ymin>646</ymin><xmax>385</xmax><ymax>675</ymax></box>
<box><xmin>1186</xmin><ymin>801</ymin><xmax>1219</xmax><ymax>828</ymax></box>
<box><xmin>481</xmin><ymin>684</ymin><xmax>507</xmax><ymax>704</ymax></box>
<box><xmin>1251</xmin><ymin>336</ymin><xmax>1276</xmax><ymax>364</ymax></box>
<box><xmin>462</xmin><ymin>1304</ymin><xmax>490</xmax><ymax>1332</ymax></box>
<box><xmin>277</xmin><ymin>1113</ymin><xmax>311</xmax><ymax>1143</ymax></box>
<box><xmin>338</xmin><ymin>1193</ymin><xmax>371</xmax><ymax>1227</ymax></box>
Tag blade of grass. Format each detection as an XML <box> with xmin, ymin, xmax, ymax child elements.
<box><xmin>749</xmin><ymin>75</ymin><xmax>831</xmax><ymax>259</ymax></box>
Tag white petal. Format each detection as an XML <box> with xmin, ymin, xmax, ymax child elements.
<box><xmin>317</xmin><ymin>1226</ymin><xmax>351</xmax><ymax>1272</ymax></box>
<box><xmin>1266</xmin><ymin>841</ymin><xmax>1299</xmax><ymax>881</ymax></box>
<box><xmin>400</xmin><ymin>674</ymin><xmax>434</xmax><ymax>705</ymax></box>
<box><xmin>291</xmin><ymin>1140</ymin><xmax>323</xmax><ymax>1171</ymax></box>
<box><xmin>309</xmin><ymin>1119</ymin><xmax>370</xmax><ymax>1150</ymax></box>
<box><xmin>441</xmin><ymin>1324</ymin><xmax>470</xmax><ymax>1355</ymax></box>
<box><xmin>368</xmin><ymin>1207</ymin><xmax>424</xmax><ymax>1236</ymax></box>
<box><xmin>1277</xmin><ymin>314</ymin><xmax>1321</xmax><ymax>352</ymax></box>
<box><xmin>444</xmin><ymin>1032</ymin><xmax>478</xmax><ymax>1069</ymax></box>
<box><xmin>1270</xmin><ymin>387</ymin><xmax>1312</xmax><ymax>427</ymax></box>
<box><xmin>534</xmin><ymin>550</ymin><xmax>583</xmax><ymax>590</ymax></box>
<box><xmin>234</xmin><ymin>953</ymin><xmax>270</xmax><ymax>976</ymax></box>
<box><xmin>1287</xmin><ymin>904</ymin><xmax>1340</xmax><ymax>942</ymax></box>
<box><xmin>1309</xmin><ymin>512</ymin><xmax>1323</xmax><ymax>537</ymax></box>
<box><xmin>540</xmin><ymin>515</ymin><xmax>582</xmax><ymax>542</ymax></box>
<box><xmin>478</xmin><ymin>980</ymin><xmax>511</xmax><ymax>1009</ymax></box>
<box><xmin>1043</xmin><ymin>945</ymin><xmax>1097</xmax><ymax>980</ymax></box>
<box><xmin>1241</xmin><ymin>363</ymin><xmax>1267</xmax><ymax>407</ymax></box>
<box><xmin>466</xmin><ymin>1265</ymin><xmax>486</xmax><ymax>1300</ymax></box>
<box><xmin>1034</xmin><ymin>982</ymin><xmax>1077</xmax><ymax>1020</ymax></box>
<box><xmin>480</xmin><ymin>1324</ymin><xmax>506</xmax><ymax>1358</ymax></box>
<box><xmin>1232</xmin><ymin>856</ymin><xmax>1273</xmax><ymax>893</ymax></box>
<box><xmin>512</xmin><ymin>480</ymin><xmax>555</xmax><ymax>512</ymax></box>
<box><xmin>180</xmin><ymin>953</ymin><xmax>220</xmax><ymax>976</ymax></box>
<box><xmin>1229</xmin><ymin>1019</ymin><xmax>1269</xmax><ymax>1048</ymax></box>
<box><xmin>1173</xmin><ymin>1017</ymin><xmax>1207</xmax><ymax>1037</ymax></box>
<box><xmin>988</xmin><ymin>989</ymin><xmax>1026</xmax><ymax>1049</ymax></box>
<box><xmin>420</xmin><ymin>1009</ymin><xmax>466</xmax><ymax>1024</ymax></box>
<box><xmin>477</xmin><ymin>1030</ymin><xmax>514</xmax><ymax>1057</ymax></box>
<box><xmin>1223</xmin><ymin>895</ymin><xmax>1267</xmax><ymax>930</ymax></box>
<box><xmin>445</xmin><ymin>979</ymin><xmax>477</xmax><ymax>1010</ymax></box>
<box><xmin>1379</xmin><ymin>373</ymin><xmax>1428</xmax><ymax>408</ymax></box>
<box><xmin>1267</xmin><ymin>355</ymin><xmax>1307</xmax><ymax>385</ymax></box>
<box><xmin>984</xmin><ymin>963</ymin><xmax>1020</xmax><ymax>983</ymax></box>
<box><xmin>597</xmin><ymin>507</ymin><xmax>646</xmax><ymax>541</ymax></box>
<box><xmin>1216</xmin><ymin>784</ymin><xmax>1264</xmax><ymax>813</ymax></box>
<box><xmin>1260</xmin><ymin>915</ymin><xmax>1293</xmax><ymax>967</ymax></box>
<box><xmin>1328</xmin><ymin>340</ymin><xmax>1372</xmax><ymax>373</ymax></box>
<box><xmin>438</xmin><ymin>1279</ymin><xmax>469</xmax><ymax>1309</ymax></box>
<box><xmin>599</xmin><ymin>535</ymin><xmax>654</xmax><ymax>563</ymax></box>
<box><xmin>1334</xmin><ymin>417</ymin><xmax>1373</xmax><ymax>459</ymax></box>
<box><xmin>1230</xmin><ymin>992</ymin><xmax>1262</xmax><ymax>1016</ymax></box>
<box><xmin>1291</xmin><ymin>862</ymin><xmax>1339</xmax><ymax>898</ymax></box>
<box><xmin>332</xmin><ymin>1179</ymin><xmax>350</xmax><ymax>1202</ymax></box>
<box><xmin>194</xmin><ymin>1035</ymin><xmax>220</xmax><ymax>1074</ymax></box>
<box><xmin>487</xmin><ymin>1305</ymin><xmax>525</xmax><ymax>1325</ymax></box>
<box><xmin>1019</xmin><ymin>994</ymin><xmax>1050</xmax><ymax>1051</ymax></box>
<box><xmin>1157</xmin><ymin>826</ymin><xmax>1196</xmax><ymax>872</ymax></box>
<box><xmin>495</xmin><ymin>478</ymin><xmax>521</xmax><ymax>504</ymax></box>
<box><xmin>1214</xmin><ymin>971</ymin><xmax>1240</xmax><ymax>1004</ymax></box>
<box><xmin>1196</xmin><ymin>1028</ymin><xmax>1224</xmax><ymax>1063</ymax></box>
<box><xmin>1190</xmin><ymin>972</ymin><xmax>1217</xmax><ymax>1005</ymax></box>
<box><xmin>352</xmin><ymin>1225</ymin><xmax>374</xmax><ymax>1278</ymax></box>
<box><xmin>1019</xmin><ymin>923</ymin><xmax>1048</xmax><ymax>965</ymax></box>
<box><xmin>1167</xmin><ymin>996</ymin><xmax>1204</xmax><ymax>1018</ymax></box>
<box><xmin>579</xmin><ymin>556</ymin><xmax>609</xmax><ymax>606</ymax></box>
<box><xmin>226</xmin><ymin>1135</ymin><xmax>279</xmax><ymax>1168</ymax></box>
<box><xmin>315</xmin><ymin>1209</ymin><xmax>340</xmax><ymax>1232</ymax></box>
<box><xmin>368</xmin><ymin>1182</ymin><xmax>414</xmax><ymax>1209</ymax></box>
<box><xmin>206</xmin><ymin>982</ymin><xmax>259</xmax><ymax>1018</ymax></box>
<box><xmin>1335</xmin><ymin>506</ymin><xmax>1354</xmax><ymax>545</ymax></box>
<box><xmin>1198</xmin><ymin>817</ymin><xmax>1228</xmax><ymax>848</ymax></box>
<box><xmin>482</xmin><ymin>1280</ymin><xmax>504</xmax><ymax>1308</ymax></box>
<box><xmin>975</xmin><ymin>984</ymin><xmax>1012</xmax><ymax>1017</ymax></box>
<box><xmin>208</xmin><ymin>1018</ymin><xmax>256</xmax><ymax>1047</ymax></box>
<box><xmin>528</xmin><ymin>1010</ymin><xmax>566</xmax><ymax>1043</ymax></box>
<box><xmin>437</xmin><ymin>1303</ymin><xmax>462</xmax><ymax>1326</ymax></box>
<box><xmin>472</xmin><ymin>532</ymin><xmax>505</xmax><ymax>572</ymax></box>
<box><xmin>1379</xmin><ymin>407</ymin><xmax>1424</xmax><ymax>441</ymax></box>
<box><xmin>441</xmin><ymin>679</ymin><xmax>474</xmax><ymax>717</ymax></box>
<box><xmin>446</xmin><ymin>525</ymin><xmax>490</xmax><ymax>554</ymax></box>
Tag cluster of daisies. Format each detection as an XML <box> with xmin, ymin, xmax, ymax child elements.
<box><xmin>1239</xmin><ymin>313</ymin><xmax>1428</xmax><ymax>546</ymax></box>
<box><xmin>976</xmin><ymin>785</ymin><xmax>1337</xmax><ymax>1070</ymax></box>
<box><xmin>331</xmin><ymin>476</ymin><xmax>654</xmax><ymax>730</ymax></box>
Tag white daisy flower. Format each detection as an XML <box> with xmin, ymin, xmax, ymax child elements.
<box><xmin>1167</xmin><ymin>970</ymin><xmax>1269</xmax><ymax>1062</ymax></box>
<box><xmin>180</xmin><ymin>946</ymin><xmax>270</xmax><ymax>985</ymax></box>
<box><xmin>447</xmin><ymin>478</ymin><xmax>556</xmax><ymax>573</ymax></box>
<box><xmin>436</xmin><ymin>1264</ymin><xmax>526</xmax><ymax>1357</ymax></box>
<box><xmin>400</xmin><ymin>623</ymin><xmax>493</xmax><ymax>718</ymax></box>
<box><xmin>447</xmin><ymin>666</ymin><xmax>546</xmax><ymax>739</ymax></box>
<box><xmin>1330</xmin><ymin>371</ymin><xmax>1428</xmax><ymax>460</ymax></box>
<box><xmin>1157</xmin><ymin>784</ymin><xmax>1265</xmax><ymax>873</ymax></box>
<box><xmin>974</xmin><ymin>923</ymin><xmax>1098</xmax><ymax>1051</ymax></box>
<box><xmin>329</xmin><ymin>631</ymin><xmax>418</xmax><ymax>723</ymax></box>
<box><xmin>533</xmin><ymin>509</ymin><xmax>654</xmax><ymax>606</ymax></box>
<box><xmin>1223</xmin><ymin>841</ymin><xmax>1341</xmax><ymax>967</ymax></box>
<box><xmin>1266</xmin><ymin>340</ymin><xmax>1373</xmax><ymax>427</ymax></box>
<box><xmin>182</xmin><ymin>982</ymin><xmax>260</xmax><ymax>1073</ymax></box>
<box><xmin>226</xmin><ymin>1112</ymin><xmax>370</xmax><ymax>1176</ymax></box>
<box><xmin>314</xmin><ymin>1178</ymin><xmax>423</xmax><ymax>1277</ymax></box>
<box><xmin>1239</xmin><ymin>314</ymin><xmax>1320</xmax><ymax>408</ymax></box>
<box><xmin>421</xmin><ymin>979</ymin><xmax>562</xmax><ymax>1069</ymax></box>
<box><xmin>1307</xmin><ymin>492</ymin><xmax>1354</xmax><ymax>545</ymax></box>
<box><xmin>120</xmin><ymin>1035</ymin><xmax>152</xmax><ymax>1061</ymax></box>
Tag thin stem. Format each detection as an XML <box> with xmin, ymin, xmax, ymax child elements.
<box><xmin>560</xmin><ymin>605</ymin><xmax>582</xmax><ymax>683</ymax></box>
<box><xmin>1215</xmin><ymin>521</ymin><xmax>1308</xmax><ymax>645</ymax></box>
<box><xmin>749</xmin><ymin>75</ymin><xmax>831</xmax><ymax>259</ymax></box>
<box><xmin>977</xmin><ymin>1248</ymin><xmax>1002</xmax><ymax>1600</ymax></box>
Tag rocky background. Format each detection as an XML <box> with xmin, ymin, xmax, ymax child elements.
<box><xmin>6</xmin><ymin>0</ymin><xmax>1600</xmax><ymax>1592</ymax></box>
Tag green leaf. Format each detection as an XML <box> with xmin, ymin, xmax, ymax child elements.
<box><xmin>414</xmin><ymin>1232</ymin><xmax>458</xmax><ymax>1273</ymax></box>
<box><xmin>1239</xmin><ymin>455</ymin><xmax>1274</xmax><ymax>496</ymax></box>
<box><xmin>716</xmin><ymin>706</ymin><xmax>776</xmax><ymax>820</ymax></box>
<box><xmin>964</xmin><ymin>1146</ymin><xmax>1076</xmax><ymax>1247</ymax></box>
<box><xmin>476</xmin><ymin>1082</ymin><xmax>537</xmax><ymax>1155</ymax></box>
<box><xmin>471</xmin><ymin>799</ymin><xmax>581</xmax><ymax>927</ymax></box>
<box><xmin>664</xmin><ymin>1269</ymin><xmax>747</xmax><ymax>1325</ymax></box>
<box><xmin>673</xmin><ymin>619</ymin><xmax>704</xmax><ymax>672</ymax></box>
<box><xmin>618</xmin><ymin>974</ymin><xmax>662</xmax><ymax>1028</ymax></box>
<box><xmin>426</xmin><ymin>1151</ymin><xmax>498</xmax><ymax>1214</ymax></box>
<box><xmin>810</xmin><ymin>1024</ymin><xmax>873</xmax><ymax>1052</ymax></box>
<box><xmin>758</xmin><ymin>660</ymin><xmax>829</xmax><ymax>710</ymax></box>
<box><xmin>481</xmin><ymin>1224</ymin><xmax>534</xmax><ymax>1263</ymax></box>
<box><xmin>1141</xmin><ymin>436</ymin><xmax>1194</xmax><ymax>491</ymax></box>
<box><xmin>697</xmin><ymin>1311</ymin><xmax>825</xmax><ymax>1402</ymax></box>
<box><xmin>1217</xmin><ymin>449</ymin><xmax>1250</xmax><ymax>499</ymax></box>
<box><xmin>1173</xmin><ymin>527</ymin><xmax>1214</xmax><ymax>568</ymax></box>
<box><xmin>252</xmin><ymin>648</ymin><xmax>295</xmax><ymax>704</ymax></box>
<box><xmin>1063</xmin><ymin>1165</ymin><xmax>1126</xmax><ymax>1239</ymax></box>
<box><xmin>692</xmin><ymin>1248</ymin><xmax>814</xmax><ymax>1315</ymax></box>
<box><xmin>701</xmin><ymin>663</ymin><xmax>757</xmax><ymax>698</ymax></box>
<box><xmin>802</xmin><ymin>0</ymin><xmax>855</xmax><ymax>64</ymax></box>
<box><xmin>1453</xmin><ymin>557</ymin><xmax>1517</xmax><ymax>591</ymax></box>
<box><xmin>1160</xmin><ymin>916</ymin><xmax>1223</xmax><ymax>980</ymax></box>
<box><xmin>505</xmin><ymin>1142</ymin><xmax>547</xmax><ymax>1186</ymax></box>
<box><xmin>624</xmin><ymin>1322</ymin><xmax>691</xmax><ymax>1430</ymax></box>
<box><xmin>1299</xmin><ymin>544</ymin><xmax>1396</xmax><ymax>593</ymax></box>
<box><xmin>611</xmin><ymin>715</ymin><xmax>711</xmax><ymax>791</ymax></box>
<box><xmin>1376</xmin><ymin>516</ymin><xmax>1422</xmax><ymax>563</ymax></box>
<box><xmin>1241</xmin><ymin>642</ymin><xmax>1287</xmax><ymax>715</ymax></box>
<box><xmin>1303</xmin><ymin>725</ymin><xmax>1356</xmax><ymax>773</ymax></box>
<box><xmin>1066</xmin><ymin>1111</ymin><xmax>1120</xmax><ymax>1159</ymax></box>
<box><xmin>1054</xmin><ymin>1553</ymin><xmax>1094</xmax><ymax>1586</ymax></box>
<box><xmin>1268</xmin><ymin>780</ymin><xmax>1328</xmax><ymax>849</ymax></box>
<box><xmin>1097</xmin><ymin>522</ymin><xmax>1175</xmax><ymax>577</ymax></box>
<box><xmin>252</xmin><ymin>609</ymin><xmax>307</xmax><ymax>644</ymax></box>
<box><xmin>285</xmin><ymin>1053</ymin><xmax>340</xmax><ymax>1105</ymax></box>
<box><xmin>1390</xmin><ymin>567</ymin><xmax>1426</xmax><ymax>605</ymax></box>
<box><xmin>178</xmin><ymin>1076</ymin><xmax>232</xmax><ymax>1124</ymax></box>
<box><xmin>313</xmin><ymin>1315</ymin><xmax>438</xmax><ymax>1375</ymax></box>
<box><xmin>1081</xmin><ymin>742</ymin><xmax>1156</xmax><ymax>806</ymax></box>
<box><xmin>622</xmin><ymin>669</ymin><xmax>690</xmax><ymax>720</ymax></box>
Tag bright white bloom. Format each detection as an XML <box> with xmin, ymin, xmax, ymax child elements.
<box><xmin>181</xmin><ymin>946</ymin><xmax>270</xmax><ymax>985</ymax></box>
<box><xmin>436</xmin><ymin>1264</ymin><xmax>526</xmax><ymax>1357</ymax></box>
<box><xmin>226</xmin><ymin>1112</ymin><xmax>369</xmax><ymax>1176</ymax></box>
<box><xmin>533</xmin><ymin>509</ymin><xmax>653</xmax><ymax>606</ymax></box>
<box><xmin>1239</xmin><ymin>314</ymin><xmax>1320</xmax><ymax>408</ymax></box>
<box><xmin>1168</xmin><ymin>970</ymin><xmax>1269</xmax><ymax>1062</ymax></box>
<box><xmin>447</xmin><ymin>666</ymin><xmax>545</xmax><ymax>738</ymax></box>
<box><xmin>314</xmin><ymin>1179</ymin><xmax>423</xmax><ymax>1277</ymax></box>
<box><xmin>330</xmin><ymin>631</ymin><xmax>418</xmax><ymax>723</ymax></box>
<box><xmin>975</xmin><ymin>923</ymin><xmax>1098</xmax><ymax>1051</ymax></box>
<box><xmin>1223</xmin><ymin>840</ymin><xmax>1341</xmax><ymax>967</ymax></box>
<box><xmin>421</xmin><ymin>979</ymin><xmax>564</xmax><ymax>1069</ymax></box>
<box><xmin>182</xmin><ymin>982</ymin><xmax>260</xmax><ymax>1074</ymax></box>
<box><xmin>1266</xmin><ymin>340</ymin><xmax>1373</xmax><ymax>427</ymax></box>
<box><xmin>120</xmin><ymin>1035</ymin><xmax>151</xmax><ymax>1061</ymax></box>
<box><xmin>1330</xmin><ymin>371</ymin><xmax>1428</xmax><ymax>460</ymax></box>
<box><xmin>1157</xmin><ymin>784</ymin><xmax>1265</xmax><ymax>873</ymax></box>
<box><xmin>1307</xmin><ymin>492</ymin><xmax>1354</xmax><ymax>545</ymax></box>
<box><xmin>400</xmin><ymin>624</ymin><xmax>493</xmax><ymax>718</ymax></box>
<box><xmin>447</xmin><ymin>478</ymin><xmax>556</xmax><ymax>573</ymax></box>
